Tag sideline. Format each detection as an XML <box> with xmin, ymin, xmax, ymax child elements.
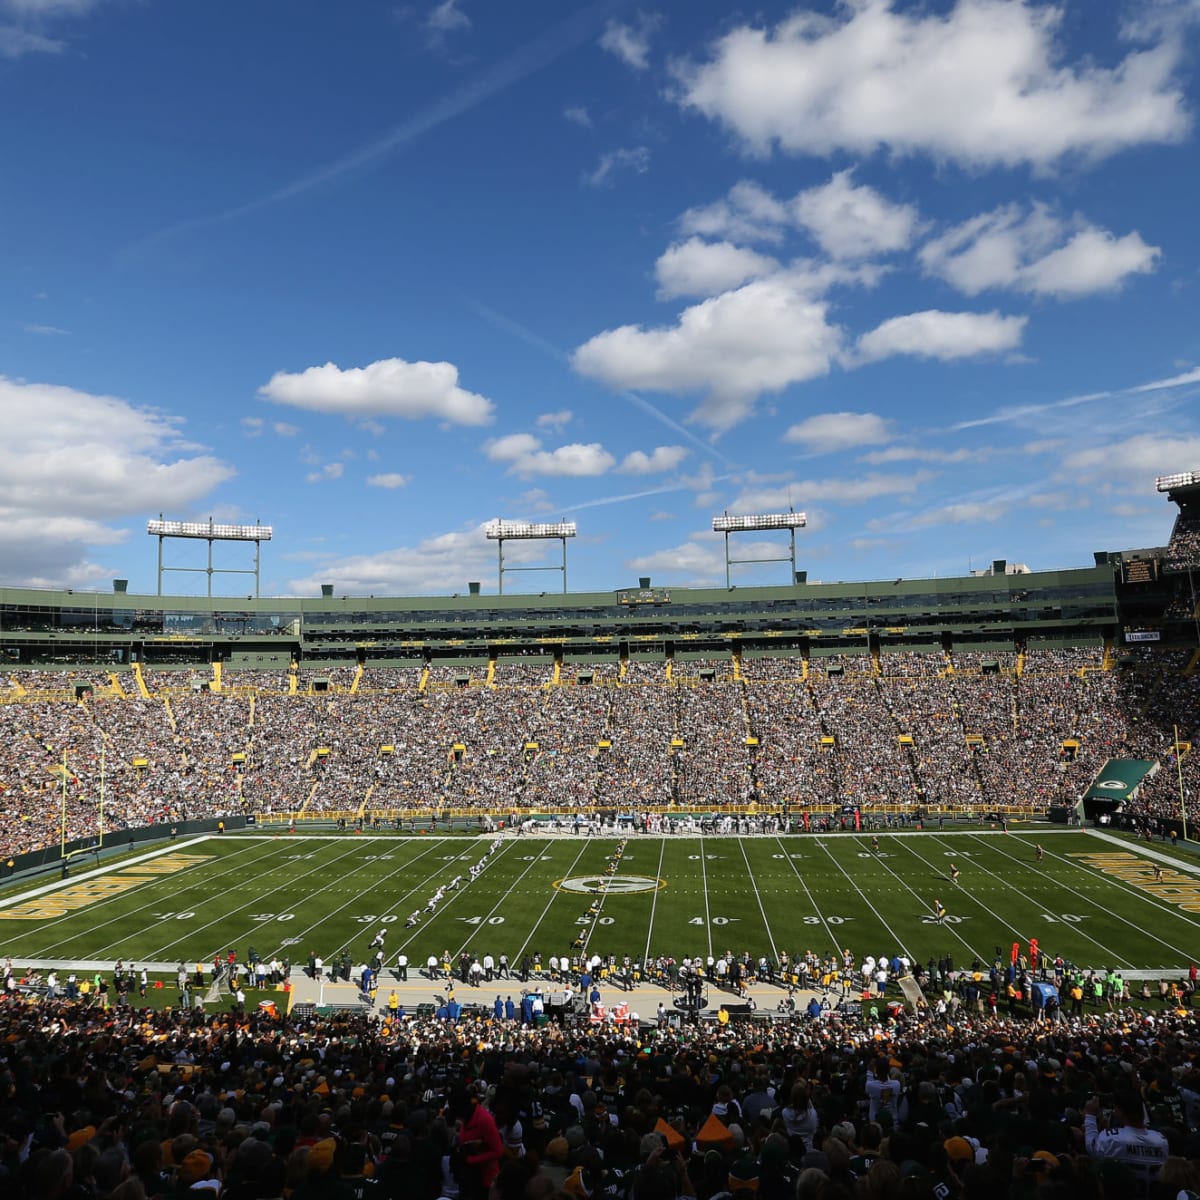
<box><xmin>1084</xmin><ymin>828</ymin><xmax>1200</xmax><ymax>877</ymax></box>
<box><xmin>0</xmin><ymin>837</ymin><xmax>213</xmax><ymax>910</ymax></box>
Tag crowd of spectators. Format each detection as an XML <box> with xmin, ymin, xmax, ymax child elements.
<box><xmin>0</xmin><ymin>980</ymin><xmax>1198</xmax><ymax>1199</ymax></box>
<box><xmin>2</xmin><ymin>642</ymin><xmax>1199</xmax><ymax>856</ymax></box>
<box><xmin>1164</xmin><ymin>505</ymin><xmax>1200</xmax><ymax>573</ymax></box>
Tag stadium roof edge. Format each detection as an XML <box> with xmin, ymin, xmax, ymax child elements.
<box><xmin>0</xmin><ymin>563</ymin><xmax>1117</xmax><ymax>613</ymax></box>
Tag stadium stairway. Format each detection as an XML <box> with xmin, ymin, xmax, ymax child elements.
<box><xmin>131</xmin><ymin>662</ymin><xmax>151</xmax><ymax>699</ymax></box>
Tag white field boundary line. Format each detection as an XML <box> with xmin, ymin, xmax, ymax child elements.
<box><xmin>44</xmin><ymin>839</ymin><xmax>286</xmax><ymax>960</ymax></box>
<box><xmin>0</xmin><ymin>836</ymin><xmax>213</xmax><ymax>908</ymax></box>
<box><xmin>699</xmin><ymin>834</ymin><xmax>713</xmax><ymax>959</ymax></box>
<box><xmin>810</xmin><ymin>838</ymin><xmax>916</xmax><ymax>961</ymax></box>
<box><xmin>13</xmin><ymin>838</ymin><xmax>264</xmax><ymax>949</ymax></box>
<box><xmin>509</xmin><ymin>841</ymin><xmax>595</xmax><ymax>965</ymax></box>
<box><xmin>962</xmin><ymin>832</ymin><xmax>1174</xmax><ymax>967</ymax></box>
<box><xmin>134</xmin><ymin>838</ymin><xmax>408</xmax><ymax>962</ymax></box>
<box><xmin>87</xmin><ymin>836</ymin><xmax>426</xmax><ymax>964</ymax></box>
<box><xmin>1005</xmin><ymin>832</ymin><xmax>1200</xmax><ymax>955</ymax></box>
<box><xmin>0</xmin><ymin>831</ymin><xmax>460</xmax><ymax>914</ymax></box>
<box><xmin>451</xmin><ymin>840</ymin><xmax>580</xmax><ymax>960</ymax></box>
<box><xmin>1086</xmin><ymin>828</ymin><xmax>1200</xmax><ymax>875</ymax></box>
<box><xmin>738</xmin><ymin>839</ymin><xmax>778</xmax><ymax>960</ymax></box>
<box><xmin>154</xmin><ymin>837</ymin><xmax>452</xmax><ymax>964</ymax></box>
<box><xmin>644</xmin><ymin>839</ymin><xmax>667</xmax><ymax>965</ymax></box>
<box><xmin>925</xmin><ymin>833</ymin><xmax>1136</xmax><ymax>972</ymax></box>
<box><xmin>772</xmin><ymin>836</ymin><xmax>842</xmax><ymax>958</ymax></box>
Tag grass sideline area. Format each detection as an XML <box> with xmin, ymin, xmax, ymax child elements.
<box><xmin>0</xmin><ymin>828</ymin><xmax>1197</xmax><ymax>981</ymax></box>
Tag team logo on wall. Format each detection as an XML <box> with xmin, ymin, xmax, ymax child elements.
<box><xmin>555</xmin><ymin>875</ymin><xmax>665</xmax><ymax>895</ymax></box>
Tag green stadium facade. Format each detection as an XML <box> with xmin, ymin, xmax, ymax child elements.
<box><xmin>0</xmin><ymin>550</ymin><xmax>1194</xmax><ymax>672</ymax></box>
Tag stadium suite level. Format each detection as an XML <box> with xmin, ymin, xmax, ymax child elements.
<box><xmin>0</xmin><ymin>562</ymin><xmax>1176</xmax><ymax>671</ymax></box>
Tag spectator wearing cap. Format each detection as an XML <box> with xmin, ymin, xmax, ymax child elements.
<box><xmin>177</xmin><ymin>1148</ymin><xmax>217</xmax><ymax>1193</ymax></box>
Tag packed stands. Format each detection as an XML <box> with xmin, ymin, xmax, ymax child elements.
<box><xmin>0</xmin><ymin>982</ymin><xmax>1196</xmax><ymax>1200</ymax></box>
<box><xmin>3</xmin><ymin>641</ymin><xmax>1200</xmax><ymax>856</ymax></box>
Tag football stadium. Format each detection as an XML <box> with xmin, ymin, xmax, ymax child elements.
<box><xmin>0</xmin><ymin>479</ymin><xmax>1198</xmax><ymax>1195</ymax></box>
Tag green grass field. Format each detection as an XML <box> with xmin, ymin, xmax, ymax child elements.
<box><xmin>1</xmin><ymin>829</ymin><xmax>1197</xmax><ymax>976</ymax></box>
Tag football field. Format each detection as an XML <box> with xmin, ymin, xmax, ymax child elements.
<box><xmin>0</xmin><ymin>829</ymin><xmax>1197</xmax><ymax>974</ymax></box>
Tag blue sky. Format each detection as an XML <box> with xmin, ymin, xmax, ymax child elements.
<box><xmin>2</xmin><ymin>0</ymin><xmax>1200</xmax><ymax>597</ymax></box>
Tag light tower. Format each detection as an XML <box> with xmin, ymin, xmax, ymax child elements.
<box><xmin>484</xmin><ymin>519</ymin><xmax>577</xmax><ymax>595</ymax></box>
<box><xmin>147</xmin><ymin>517</ymin><xmax>273</xmax><ymax>597</ymax></box>
<box><xmin>711</xmin><ymin>509</ymin><xmax>807</xmax><ymax>589</ymax></box>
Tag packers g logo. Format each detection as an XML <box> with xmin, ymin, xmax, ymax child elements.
<box><xmin>1095</xmin><ymin>780</ymin><xmax>1127</xmax><ymax>789</ymax></box>
<box><xmin>555</xmin><ymin>875</ymin><xmax>666</xmax><ymax>895</ymax></box>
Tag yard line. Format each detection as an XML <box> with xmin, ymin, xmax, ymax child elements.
<box><xmin>509</xmin><ymin>841</ymin><xmax>596</xmax><ymax>964</ymax></box>
<box><xmin>810</xmin><ymin>839</ymin><xmax>916</xmax><ymax>960</ymax></box>
<box><xmin>643</xmin><ymin>838</ymin><xmax>666</xmax><ymax>965</ymax></box>
<box><xmin>919</xmin><ymin>833</ymin><xmax>1133</xmax><ymax>970</ymax></box>
<box><xmin>771</xmin><ymin>836</ymin><xmax>846</xmax><ymax>959</ymax></box>
<box><xmin>153</xmin><ymin>837</ymin><xmax>450</xmax><ymax>963</ymax></box>
<box><xmin>35</xmin><ymin>834</ymin><xmax>450</xmax><ymax>956</ymax></box>
<box><xmin>873</xmin><ymin>836</ymin><xmax>1005</xmax><ymax>963</ymax></box>
<box><xmin>970</xmin><ymin>832</ymin><xmax>1197</xmax><ymax>963</ymax></box>
<box><xmin>738</xmin><ymin>840</ymin><xmax>778</xmax><ymax>959</ymax></box>
<box><xmin>0</xmin><ymin>836</ymin><xmax>214</xmax><ymax>908</ymax></box>
<box><xmin>24</xmin><ymin>837</ymin><xmax>273</xmax><ymax>955</ymax></box>
<box><xmin>396</xmin><ymin>841</ymin><xmax>524</xmax><ymax>956</ymax></box>
<box><xmin>698</xmin><ymin>834</ymin><xmax>713</xmax><ymax>959</ymax></box>
<box><xmin>451</xmin><ymin>840</ymin><xmax>580</xmax><ymax>960</ymax></box>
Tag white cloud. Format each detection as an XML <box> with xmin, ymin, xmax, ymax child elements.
<box><xmin>518</xmin><ymin>487</ymin><xmax>555</xmax><ymax>514</ymax></box>
<box><xmin>909</xmin><ymin>501</ymin><xmax>1008</xmax><ymax>528</ymax></box>
<box><xmin>679</xmin><ymin>180</ymin><xmax>790</xmax><ymax>244</ymax></box>
<box><xmin>535</xmin><ymin>409</ymin><xmax>573</xmax><ymax>432</ymax></box>
<box><xmin>241</xmin><ymin>417</ymin><xmax>264</xmax><ymax>437</ymax></box>
<box><xmin>729</xmin><ymin>470</ymin><xmax>934</xmax><ymax>511</ymax></box>
<box><xmin>4</xmin><ymin>1</ymin><xmax>101</xmax><ymax>13</ymax></box>
<box><xmin>0</xmin><ymin>376</ymin><xmax>233</xmax><ymax>584</ymax></box>
<box><xmin>259</xmin><ymin>357</ymin><xmax>494</xmax><ymax>425</ymax></box>
<box><xmin>599</xmin><ymin>13</ymin><xmax>660</xmax><ymax>70</ymax></box>
<box><xmin>273</xmin><ymin>421</ymin><xmax>299</xmax><ymax>436</ymax></box>
<box><xmin>654</xmin><ymin>238</ymin><xmax>780</xmax><ymax>299</ymax></box>
<box><xmin>856</xmin><ymin>309</ymin><xmax>1027</xmax><ymax>363</ymax></box>
<box><xmin>367</xmin><ymin>472</ymin><xmax>410</xmax><ymax>489</ymax></box>
<box><xmin>584</xmin><ymin>145</ymin><xmax>650</xmax><ymax>187</ymax></box>
<box><xmin>783</xmin><ymin>411</ymin><xmax>893</xmax><ymax>454</ymax></box>
<box><xmin>920</xmin><ymin>203</ymin><xmax>1161</xmax><ymax>297</ymax></box>
<box><xmin>858</xmin><ymin>445</ymin><xmax>981</xmax><ymax>465</ymax></box>
<box><xmin>426</xmin><ymin>0</ymin><xmax>469</xmax><ymax>33</ymax></box>
<box><xmin>0</xmin><ymin>23</ymin><xmax>60</xmax><ymax>56</ymax></box>
<box><xmin>792</xmin><ymin>171</ymin><xmax>921</xmax><ymax>260</ymax></box>
<box><xmin>672</xmin><ymin>0</ymin><xmax>1189</xmax><ymax>168</ymax></box>
<box><xmin>626</xmin><ymin>536</ymin><xmax>726</xmax><ymax>579</ymax></box>
<box><xmin>21</xmin><ymin>321</ymin><xmax>68</xmax><ymax>335</ymax></box>
<box><xmin>486</xmin><ymin>434</ymin><xmax>616</xmax><ymax>479</ymax></box>
<box><xmin>305</xmin><ymin>461</ymin><xmax>344</xmax><ymax>484</ymax></box>
<box><xmin>285</xmin><ymin>523</ymin><xmax>547</xmax><ymax>596</ymax></box>
<box><xmin>619</xmin><ymin>445</ymin><xmax>690</xmax><ymax>474</ymax></box>
<box><xmin>563</xmin><ymin>105</ymin><xmax>592</xmax><ymax>127</ymax></box>
<box><xmin>0</xmin><ymin>0</ymin><xmax>102</xmax><ymax>58</ymax></box>
<box><xmin>572</xmin><ymin>277</ymin><xmax>842</xmax><ymax>432</ymax></box>
<box><xmin>1062</xmin><ymin>433</ymin><xmax>1200</xmax><ymax>479</ymax></box>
